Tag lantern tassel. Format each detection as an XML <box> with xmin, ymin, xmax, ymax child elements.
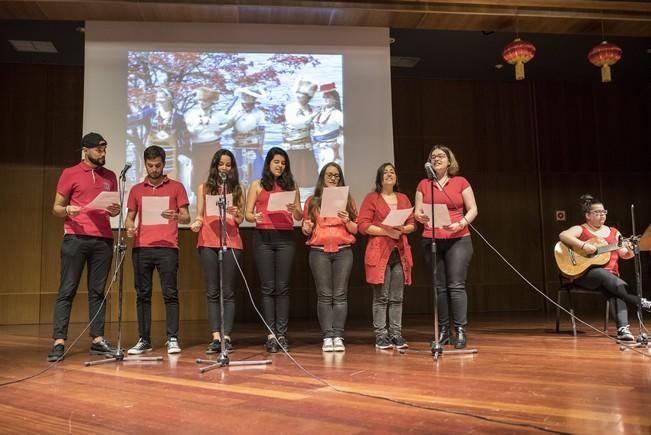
<box><xmin>600</xmin><ymin>64</ymin><xmax>612</xmax><ymax>83</ymax></box>
<box><xmin>515</xmin><ymin>62</ymin><xmax>525</xmax><ymax>80</ymax></box>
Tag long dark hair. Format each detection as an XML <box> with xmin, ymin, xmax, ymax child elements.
<box><xmin>579</xmin><ymin>193</ymin><xmax>602</xmax><ymax>215</ymax></box>
<box><xmin>206</xmin><ymin>149</ymin><xmax>243</xmax><ymax>207</ymax></box>
<box><xmin>374</xmin><ymin>162</ymin><xmax>400</xmax><ymax>193</ymax></box>
<box><xmin>261</xmin><ymin>147</ymin><xmax>296</xmax><ymax>191</ymax></box>
<box><xmin>308</xmin><ymin>162</ymin><xmax>357</xmax><ymax>222</ymax></box>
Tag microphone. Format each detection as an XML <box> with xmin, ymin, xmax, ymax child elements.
<box><xmin>119</xmin><ymin>162</ymin><xmax>132</xmax><ymax>179</ymax></box>
<box><xmin>424</xmin><ymin>162</ymin><xmax>437</xmax><ymax>180</ymax></box>
<box><xmin>220</xmin><ymin>171</ymin><xmax>228</xmax><ymax>182</ymax></box>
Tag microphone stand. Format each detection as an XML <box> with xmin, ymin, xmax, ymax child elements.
<box><xmin>427</xmin><ymin>171</ymin><xmax>478</xmax><ymax>361</ymax></box>
<box><xmin>629</xmin><ymin>204</ymin><xmax>648</xmax><ymax>348</ymax></box>
<box><xmin>197</xmin><ymin>174</ymin><xmax>272</xmax><ymax>372</ymax></box>
<box><xmin>86</xmin><ymin>166</ymin><xmax>163</xmax><ymax>366</ymax></box>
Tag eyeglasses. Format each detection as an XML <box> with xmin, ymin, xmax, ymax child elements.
<box><xmin>590</xmin><ymin>210</ymin><xmax>608</xmax><ymax>216</ymax></box>
<box><xmin>431</xmin><ymin>153</ymin><xmax>448</xmax><ymax>160</ymax></box>
<box><xmin>325</xmin><ymin>173</ymin><xmax>341</xmax><ymax>180</ymax></box>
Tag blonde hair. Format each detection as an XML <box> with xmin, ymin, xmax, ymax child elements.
<box><xmin>429</xmin><ymin>145</ymin><xmax>460</xmax><ymax>176</ymax></box>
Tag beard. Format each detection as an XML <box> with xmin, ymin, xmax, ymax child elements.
<box><xmin>87</xmin><ymin>155</ymin><xmax>105</xmax><ymax>167</ymax></box>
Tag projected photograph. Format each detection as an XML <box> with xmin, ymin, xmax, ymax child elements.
<box><xmin>126</xmin><ymin>51</ymin><xmax>344</xmax><ymax>210</ymax></box>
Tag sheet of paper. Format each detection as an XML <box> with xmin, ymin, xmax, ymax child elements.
<box><xmin>381</xmin><ymin>207</ymin><xmax>413</xmax><ymax>227</ymax></box>
<box><xmin>267</xmin><ymin>190</ymin><xmax>296</xmax><ymax>212</ymax></box>
<box><xmin>320</xmin><ymin>186</ymin><xmax>349</xmax><ymax>218</ymax></box>
<box><xmin>86</xmin><ymin>191</ymin><xmax>119</xmax><ymax>210</ymax></box>
<box><xmin>206</xmin><ymin>194</ymin><xmax>233</xmax><ymax>217</ymax></box>
<box><xmin>422</xmin><ymin>203</ymin><xmax>452</xmax><ymax>228</ymax></box>
<box><xmin>141</xmin><ymin>196</ymin><xmax>169</xmax><ymax>225</ymax></box>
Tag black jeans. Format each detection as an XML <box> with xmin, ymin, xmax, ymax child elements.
<box><xmin>52</xmin><ymin>235</ymin><xmax>113</xmax><ymax>340</ymax></box>
<box><xmin>132</xmin><ymin>247</ymin><xmax>180</xmax><ymax>341</ymax></box>
<box><xmin>422</xmin><ymin>236</ymin><xmax>473</xmax><ymax>328</ymax></box>
<box><xmin>309</xmin><ymin>247</ymin><xmax>353</xmax><ymax>338</ymax></box>
<box><xmin>253</xmin><ymin>229</ymin><xmax>295</xmax><ymax>337</ymax></box>
<box><xmin>575</xmin><ymin>267</ymin><xmax>639</xmax><ymax>328</ymax></box>
<box><xmin>199</xmin><ymin>247</ymin><xmax>242</xmax><ymax>336</ymax></box>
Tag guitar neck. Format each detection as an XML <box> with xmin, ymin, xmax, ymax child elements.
<box><xmin>595</xmin><ymin>243</ymin><xmax>620</xmax><ymax>255</ymax></box>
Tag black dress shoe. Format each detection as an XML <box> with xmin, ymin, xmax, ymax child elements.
<box><xmin>90</xmin><ymin>339</ymin><xmax>117</xmax><ymax>356</ymax></box>
<box><xmin>455</xmin><ymin>327</ymin><xmax>467</xmax><ymax>349</ymax></box>
<box><xmin>438</xmin><ymin>326</ymin><xmax>451</xmax><ymax>345</ymax></box>
<box><xmin>47</xmin><ymin>344</ymin><xmax>65</xmax><ymax>362</ymax></box>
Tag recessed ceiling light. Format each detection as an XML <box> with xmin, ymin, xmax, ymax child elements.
<box><xmin>495</xmin><ymin>64</ymin><xmax>504</xmax><ymax>69</ymax></box>
<box><xmin>391</xmin><ymin>56</ymin><xmax>420</xmax><ymax>68</ymax></box>
<box><xmin>9</xmin><ymin>40</ymin><xmax>58</xmax><ymax>53</ymax></box>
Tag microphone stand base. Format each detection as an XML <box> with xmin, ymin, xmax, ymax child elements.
<box><xmin>196</xmin><ymin>354</ymin><xmax>272</xmax><ymax>373</ymax></box>
<box><xmin>84</xmin><ymin>354</ymin><xmax>164</xmax><ymax>367</ymax></box>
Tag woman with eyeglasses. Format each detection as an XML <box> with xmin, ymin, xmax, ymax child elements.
<box><xmin>559</xmin><ymin>194</ymin><xmax>651</xmax><ymax>341</ymax></box>
<box><xmin>245</xmin><ymin>147</ymin><xmax>302</xmax><ymax>353</ymax></box>
<box><xmin>358</xmin><ymin>163</ymin><xmax>415</xmax><ymax>350</ymax></box>
<box><xmin>191</xmin><ymin>149</ymin><xmax>244</xmax><ymax>354</ymax></box>
<box><xmin>414</xmin><ymin>145</ymin><xmax>478</xmax><ymax>349</ymax></box>
<box><xmin>302</xmin><ymin>163</ymin><xmax>358</xmax><ymax>352</ymax></box>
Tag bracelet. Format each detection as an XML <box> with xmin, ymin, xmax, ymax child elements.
<box><xmin>580</xmin><ymin>242</ymin><xmax>586</xmax><ymax>250</ymax></box>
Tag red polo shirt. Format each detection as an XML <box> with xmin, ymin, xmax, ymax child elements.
<box><xmin>127</xmin><ymin>176</ymin><xmax>189</xmax><ymax>248</ymax></box>
<box><xmin>416</xmin><ymin>176</ymin><xmax>472</xmax><ymax>239</ymax></box>
<box><xmin>56</xmin><ymin>161</ymin><xmax>117</xmax><ymax>239</ymax></box>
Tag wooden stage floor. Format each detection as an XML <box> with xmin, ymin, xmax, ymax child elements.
<box><xmin>0</xmin><ymin>315</ymin><xmax>650</xmax><ymax>434</ymax></box>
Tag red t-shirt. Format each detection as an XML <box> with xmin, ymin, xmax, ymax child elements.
<box><xmin>56</xmin><ymin>161</ymin><xmax>117</xmax><ymax>239</ymax></box>
<box><xmin>127</xmin><ymin>176</ymin><xmax>189</xmax><ymax>248</ymax></box>
<box><xmin>579</xmin><ymin>225</ymin><xmax>620</xmax><ymax>276</ymax></box>
<box><xmin>197</xmin><ymin>184</ymin><xmax>243</xmax><ymax>250</ymax></box>
<box><xmin>416</xmin><ymin>176</ymin><xmax>471</xmax><ymax>239</ymax></box>
<box><xmin>255</xmin><ymin>183</ymin><xmax>294</xmax><ymax>230</ymax></box>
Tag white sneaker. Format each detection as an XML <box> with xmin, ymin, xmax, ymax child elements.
<box><xmin>641</xmin><ymin>298</ymin><xmax>651</xmax><ymax>313</ymax></box>
<box><xmin>166</xmin><ymin>337</ymin><xmax>182</xmax><ymax>354</ymax></box>
<box><xmin>617</xmin><ymin>325</ymin><xmax>635</xmax><ymax>342</ymax></box>
<box><xmin>333</xmin><ymin>337</ymin><xmax>345</xmax><ymax>352</ymax></box>
<box><xmin>127</xmin><ymin>338</ymin><xmax>152</xmax><ymax>355</ymax></box>
<box><xmin>322</xmin><ymin>337</ymin><xmax>334</xmax><ymax>352</ymax></box>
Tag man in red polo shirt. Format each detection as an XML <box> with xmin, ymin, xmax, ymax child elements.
<box><xmin>47</xmin><ymin>132</ymin><xmax>121</xmax><ymax>362</ymax></box>
<box><xmin>125</xmin><ymin>145</ymin><xmax>190</xmax><ymax>355</ymax></box>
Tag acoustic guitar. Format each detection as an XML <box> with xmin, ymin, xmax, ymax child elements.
<box><xmin>554</xmin><ymin>236</ymin><xmax>625</xmax><ymax>279</ymax></box>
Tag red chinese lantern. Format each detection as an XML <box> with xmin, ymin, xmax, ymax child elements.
<box><xmin>588</xmin><ymin>41</ymin><xmax>622</xmax><ymax>83</ymax></box>
<box><xmin>502</xmin><ymin>38</ymin><xmax>536</xmax><ymax>80</ymax></box>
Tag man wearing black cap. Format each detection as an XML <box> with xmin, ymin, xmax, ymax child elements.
<box><xmin>47</xmin><ymin>132</ymin><xmax>121</xmax><ymax>362</ymax></box>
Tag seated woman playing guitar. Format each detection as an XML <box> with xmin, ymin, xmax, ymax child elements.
<box><xmin>559</xmin><ymin>194</ymin><xmax>651</xmax><ymax>342</ymax></box>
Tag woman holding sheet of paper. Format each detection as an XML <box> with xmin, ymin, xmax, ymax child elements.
<box><xmin>245</xmin><ymin>147</ymin><xmax>302</xmax><ymax>353</ymax></box>
<box><xmin>414</xmin><ymin>145</ymin><xmax>478</xmax><ymax>349</ymax></box>
<box><xmin>191</xmin><ymin>149</ymin><xmax>245</xmax><ymax>354</ymax></box>
<box><xmin>358</xmin><ymin>163</ymin><xmax>415</xmax><ymax>350</ymax></box>
<box><xmin>302</xmin><ymin>163</ymin><xmax>358</xmax><ymax>352</ymax></box>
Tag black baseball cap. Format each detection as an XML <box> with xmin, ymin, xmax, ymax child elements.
<box><xmin>81</xmin><ymin>132</ymin><xmax>107</xmax><ymax>148</ymax></box>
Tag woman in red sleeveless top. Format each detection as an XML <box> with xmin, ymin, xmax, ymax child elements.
<box><xmin>191</xmin><ymin>149</ymin><xmax>244</xmax><ymax>353</ymax></box>
<box><xmin>245</xmin><ymin>147</ymin><xmax>302</xmax><ymax>353</ymax></box>
<box><xmin>559</xmin><ymin>194</ymin><xmax>651</xmax><ymax>341</ymax></box>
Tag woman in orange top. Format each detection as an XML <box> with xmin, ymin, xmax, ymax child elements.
<box><xmin>191</xmin><ymin>149</ymin><xmax>245</xmax><ymax>354</ymax></box>
<box><xmin>302</xmin><ymin>163</ymin><xmax>358</xmax><ymax>352</ymax></box>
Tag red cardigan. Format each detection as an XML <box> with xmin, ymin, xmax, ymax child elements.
<box><xmin>358</xmin><ymin>192</ymin><xmax>414</xmax><ymax>285</ymax></box>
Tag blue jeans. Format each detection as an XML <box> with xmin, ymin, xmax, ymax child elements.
<box><xmin>253</xmin><ymin>229</ymin><xmax>295</xmax><ymax>337</ymax></box>
<box><xmin>132</xmin><ymin>247</ymin><xmax>180</xmax><ymax>341</ymax></box>
<box><xmin>309</xmin><ymin>247</ymin><xmax>353</xmax><ymax>338</ymax></box>
<box><xmin>422</xmin><ymin>236</ymin><xmax>473</xmax><ymax>328</ymax></box>
<box><xmin>372</xmin><ymin>250</ymin><xmax>404</xmax><ymax>338</ymax></box>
